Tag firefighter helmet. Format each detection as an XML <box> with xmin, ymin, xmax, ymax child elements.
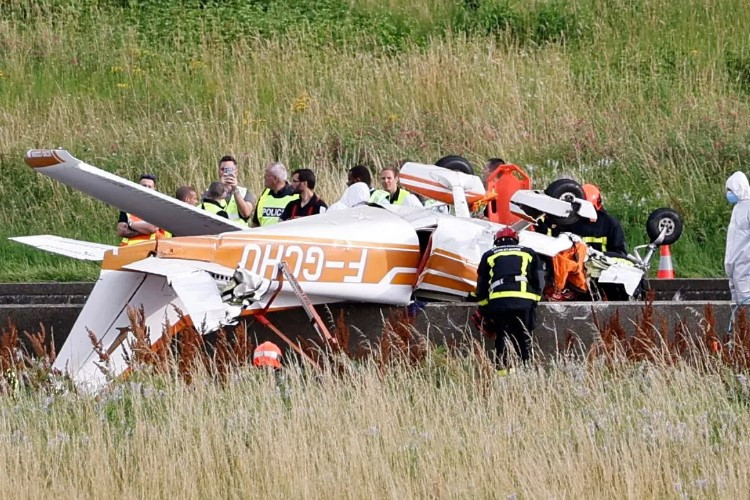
<box><xmin>582</xmin><ymin>184</ymin><xmax>603</xmax><ymax>211</ymax></box>
<box><xmin>494</xmin><ymin>227</ymin><xmax>519</xmax><ymax>244</ymax></box>
<box><xmin>253</xmin><ymin>341</ymin><xmax>282</xmax><ymax>369</ymax></box>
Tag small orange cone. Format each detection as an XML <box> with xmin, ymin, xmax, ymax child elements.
<box><xmin>657</xmin><ymin>245</ymin><xmax>675</xmax><ymax>279</ymax></box>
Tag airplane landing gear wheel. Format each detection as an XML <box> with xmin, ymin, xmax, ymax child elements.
<box><xmin>646</xmin><ymin>208</ymin><xmax>683</xmax><ymax>245</ymax></box>
<box><xmin>544</xmin><ymin>178</ymin><xmax>585</xmax><ymax>203</ymax></box>
<box><xmin>435</xmin><ymin>155</ymin><xmax>474</xmax><ymax>175</ymax></box>
<box><xmin>544</xmin><ymin>178</ymin><xmax>585</xmax><ymax>226</ymax></box>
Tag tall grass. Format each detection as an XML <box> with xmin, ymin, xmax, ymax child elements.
<box><xmin>2</xmin><ymin>358</ymin><xmax>750</xmax><ymax>497</ymax></box>
<box><xmin>3</xmin><ymin>299</ymin><xmax>750</xmax><ymax>496</ymax></box>
<box><xmin>2</xmin><ymin>0</ymin><xmax>750</xmax><ymax>279</ymax></box>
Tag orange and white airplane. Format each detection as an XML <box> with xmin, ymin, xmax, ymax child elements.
<box><xmin>14</xmin><ymin>149</ymin><xmax>672</xmax><ymax>390</ymax></box>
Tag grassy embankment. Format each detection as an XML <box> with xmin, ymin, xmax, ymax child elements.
<box><xmin>1</xmin><ymin>0</ymin><xmax>750</xmax><ymax>280</ymax></box>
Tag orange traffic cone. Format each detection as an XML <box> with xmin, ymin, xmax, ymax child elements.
<box><xmin>657</xmin><ymin>245</ymin><xmax>675</xmax><ymax>279</ymax></box>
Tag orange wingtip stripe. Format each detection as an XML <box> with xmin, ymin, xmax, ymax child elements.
<box><xmin>424</xmin><ymin>253</ymin><xmax>478</xmax><ymax>282</ymax></box>
<box><xmin>25</xmin><ymin>150</ymin><xmax>63</xmax><ymax>168</ymax></box>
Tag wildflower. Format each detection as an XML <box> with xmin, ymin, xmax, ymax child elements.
<box><xmin>110</xmin><ymin>66</ymin><xmax>123</xmax><ymax>73</ymax></box>
<box><xmin>132</xmin><ymin>67</ymin><xmax>145</xmax><ymax>76</ymax></box>
<box><xmin>387</xmin><ymin>113</ymin><xmax>400</xmax><ymax>123</ymax></box>
<box><xmin>190</xmin><ymin>60</ymin><xmax>204</xmax><ymax>70</ymax></box>
<box><xmin>116</xmin><ymin>83</ymin><xmax>129</xmax><ymax>89</ymax></box>
<box><xmin>0</xmin><ymin>69</ymin><xmax>6</xmax><ymax>78</ymax></box>
<box><xmin>291</xmin><ymin>92</ymin><xmax>311</xmax><ymax>113</ymax></box>
<box><xmin>48</xmin><ymin>432</ymin><xmax>71</xmax><ymax>446</ymax></box>
<box><xmin>693</xmin><ymin>478</ymin><xmax>709</xmax><ymax>490</ymax></box>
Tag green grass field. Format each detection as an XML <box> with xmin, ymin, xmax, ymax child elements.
<box><xmin>1</xmin><ymin>0</ymin><xmax>749</xmax><ymax>280</ymax></box>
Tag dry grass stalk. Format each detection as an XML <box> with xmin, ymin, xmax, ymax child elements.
<box><xmin>378</xmin><ymin>308</ymin><xmax>427</xmax><ymax>369</ymax></box>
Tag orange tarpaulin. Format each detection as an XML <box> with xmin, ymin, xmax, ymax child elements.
<box><xmin>551</xmin><ymin>241</ymin><xmax>588</xmax><ymax>292</ymax></box>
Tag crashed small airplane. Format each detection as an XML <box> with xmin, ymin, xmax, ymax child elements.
<box><xmin>13</xmin><ymin>149</ymin><xmax>682</xmax><ymax>390</ymax></box>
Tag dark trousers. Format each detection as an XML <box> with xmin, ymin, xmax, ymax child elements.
<box><xmin>486</xmin><ymin>307</ymin><xmax>535</xmax><ymax>369</ymax></box>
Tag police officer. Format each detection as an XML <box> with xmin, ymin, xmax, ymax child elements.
<box><xmin>475</xmin><ymin>227</ymin><xmax>544</xmax><ymax>370</ymax></box>
<box><xmin>252</xmin><ymin>162</ymin><xmax>299</xmax><ymax>226</ymax></box>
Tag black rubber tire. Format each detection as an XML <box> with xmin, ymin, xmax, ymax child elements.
<box><xmin>544</xmin><ymin>178</ymin><xmax>585</xmax><ymax>203</ymax></box>
<box><xmin>434</xmin><ymin>155</ymin><xmax>474</xmax><ymax>175</ymax></box>
<box><xmin>646</xmin><ymin>208</ymin><xmax>683</xmax><ymax>245</ymax></box>
<box><xmin>543</xmin><ymin>178</ymin><xmax>585</xmax><ymax>226</ymax></box>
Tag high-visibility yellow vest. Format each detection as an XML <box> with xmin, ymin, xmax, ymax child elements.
<box><xmin>120</xmin><ymin>214</ymin><xmax>171</xmax><ymax>246</ymax></box>
<box><xmin>256</xmin><ymin>187</ymin><xmax>298</xmax><ymax>226</ymax></box>
<box><xmin>369</xmin><ymin>188</ymin><xmax>412</xmax><ymax>205</ymax></box>
<box><xmin>224</xmin><ymin>186</ymin><xmax>250</xmax><ymax>222</ymax></box>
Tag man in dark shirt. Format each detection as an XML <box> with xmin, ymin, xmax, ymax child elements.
<box><xmin>562</xmin><ymin>184</ymin><xmax>627</xmax><ymax>256</ymax></box>
<box><xmin>280</xmin><ymin>168</ymin><xmax>328</xmax><ymax>221</ymax></box>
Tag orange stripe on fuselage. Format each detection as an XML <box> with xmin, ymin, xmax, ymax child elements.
<box><xmin>106</xmin><ymin>235</ymin><xmax>422</xmax><ymax>286</ymax></box>
<box><xmin>423</xmin><ymin>253</ymin><xmax>478</xmax><ymax>282</ymax></box>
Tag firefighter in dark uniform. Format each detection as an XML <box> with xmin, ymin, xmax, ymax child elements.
<box><xmin>559</xmin><ymin>184</ymin><xmax>627</xmax><ymax>256</ymax></box>
<box><xmin>475</xmin><ymin>227</ymin><xmax>544</xmax><ymax>370</ymax></box>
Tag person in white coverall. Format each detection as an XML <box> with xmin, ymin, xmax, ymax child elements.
<box><xmin>725</xmin><ymin>171</ymin><xmax>750</xmax><ymax>303</ymax></box>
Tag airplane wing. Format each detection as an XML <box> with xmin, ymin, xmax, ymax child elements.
<box><xmin>8</xmin><ymin>235</ymin><xmax>116</xmax><ymax>261</ymax></box>
<box><xmin>25</xmin><ymin>149</ymin><xmax>246</xmax><ymax>237</ymax></box>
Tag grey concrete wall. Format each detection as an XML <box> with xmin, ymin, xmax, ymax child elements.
<box><xmin>0</xmin><ymin>280</ymin><xmax>736</xmax><ymax>358</ymax></box>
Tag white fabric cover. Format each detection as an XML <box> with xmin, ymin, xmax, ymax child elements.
<box><xmin>725</xmin><ymin>171</ymin><xmax>750</xmax><ymax>302</ymax></box>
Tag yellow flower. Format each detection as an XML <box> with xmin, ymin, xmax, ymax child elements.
<box><xmin>387</xmin><ymin>113</ymin><xmax>401</xmax><ymax>123</ymax></box>
<box><xmin>0</xmin><ymin>70</ymin><xmax>5</xmax><ymax>78</ymax></box>
<box><xmin>116</xmin><ymin>82</ymin><xmax>129</xmax><ymax>89</ymax></box>
<box><xmin>190</xmin><ymin>60</ymin><xmax>204</xmax><ymax>69</ymax></box>
<box><xmin>132</xmin><ymin>67</ymin><xmax>145</xmax><ymax>76</ymax></box>
<box><xmin>292</xmin><ymin>92</ymin><xmax>311</xmax><ymax>113</ymax></box>
<box><xmin>110</xmin><ymin>66</ymin><xmax>123</xmax><ymax>73</ymax></box>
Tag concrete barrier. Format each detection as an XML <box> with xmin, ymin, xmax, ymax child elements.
<box><xmin>0</xmin><ymin>280</ymin><xmax>735</xmax><ymax>357</ymax></box>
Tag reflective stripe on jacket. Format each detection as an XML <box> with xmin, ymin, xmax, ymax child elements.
<box><xmin>120</xmin><ymin>214</ymin><xmax>171</xmax><ymax>246</ymax></box>
<box><xmin>582</xmin><ymin>236</ymin><xmax>607</xmax><ymax>252</ymax></box>
<box><xmin>475</xmin><ymin>244</ymin><xmax>542</xmax><ymax>307</ymax></box>
<box><xmin>369</xmin><ymin>187</ymin><xmax>412</xmax><ymax>205</ymax></box>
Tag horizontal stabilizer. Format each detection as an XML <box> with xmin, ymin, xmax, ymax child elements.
<box><xmin>9</xmin><ymin>235</ymin><xmax>115</xmax><ymax>261</ymax></box>
<box><xmin>25</xmin><ymin>149</ymin><xmax>246</xmax><ymax>237</ymax></box>
<box><xmin>399</xmin><ymin>163</ymin><xmax>485</xmax><ymax>214</ymax></box>
<box><xmin>123</xmin><ymin>257</ymin><xmax>234</xmax><ymax>332</ymax></box>
<box><xmin>510</xmin><ymin>190</ymin><xmax>598</xmax><ymax>221</ymax></box>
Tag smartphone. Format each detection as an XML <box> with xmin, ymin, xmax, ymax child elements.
<box><xmin>222</xmin><ymin>166</ymin><xmax>235</xmax><ymax>176</ymax></box>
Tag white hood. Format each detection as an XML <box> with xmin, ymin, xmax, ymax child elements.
<box><xmin>725</xmin><ymin>171</ymin><xmax>750</xmax><ymax>302</ymax></box>
<box><xmin>726</xmin><ymin>171</ymin><xmax>750</xmax><ymax>200</ymax></box>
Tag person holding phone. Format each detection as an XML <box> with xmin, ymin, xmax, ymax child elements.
<box><xmin>216</xmin><ymin>155</ymin><xmax>255</xmax><ymax>225</ymax></box>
